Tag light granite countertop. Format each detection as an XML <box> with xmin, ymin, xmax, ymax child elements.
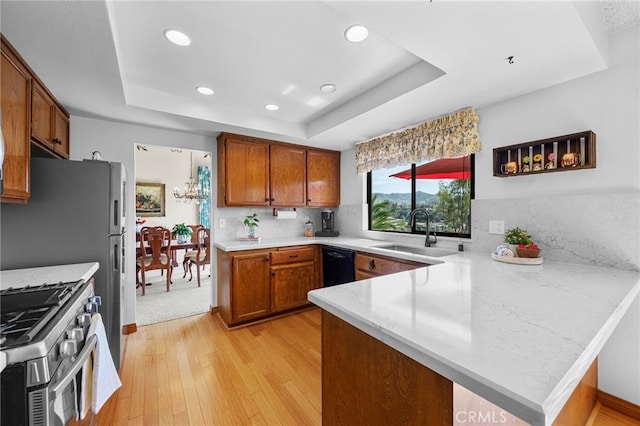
<box><xmin>0</xmin><ymin>262</ymin><xmax>99</xmax><ymax>290</ymax></box>
<box><xmin>308</xmin><ymin>251</ymin><xmax>640</xmax><ymax>425</ymax></box>
<box><xmin>214</xmin><ymin>236</ymin><xmax>459</xmax><ymax>264</ymax></box>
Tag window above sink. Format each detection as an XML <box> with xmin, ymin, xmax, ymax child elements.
<box><xmin>367</xmin><ymin>155</ymin><xmax>474</xmax><ymax>239</ymax></box>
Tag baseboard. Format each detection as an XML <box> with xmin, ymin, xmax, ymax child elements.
<box><xmin>598</xmin><ymin>389</ymin><xmax>640</xmax><ymax>421</ymax></box>
<box><xmin>210</xmin><ymin>305</ymin><xmax>219</xmax><ymax>314</ymax></box>
<box><xmin>122</xmin><ymin>323</ymin><xmax>137</xmax><ymax>335</ymax></box>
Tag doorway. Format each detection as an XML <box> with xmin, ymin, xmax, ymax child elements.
<box><xmin>134</xmin><ymin>144</ymin><xmax>213</xmax><ymax>325</ymax></box>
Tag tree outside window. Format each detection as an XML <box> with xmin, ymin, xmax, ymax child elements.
<box><xmin>368</xmin><ymin>155</ymin><xmax>473</xmax><ymax>238</ymax></box>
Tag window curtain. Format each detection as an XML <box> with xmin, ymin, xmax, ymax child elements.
<box><xmin>198</xmin><ymin>165</ymin><xmax>211</xmax><ymax>228</ymax></box>
<box><xmin>355</xmin><ymin>107</ymin><xmax>481</xmax><ymax>174</ymax></box>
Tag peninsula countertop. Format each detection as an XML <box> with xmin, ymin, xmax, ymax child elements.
<box><xmin>308</xmin><ymin>251</ymin><xmax>640</xmax><ymax>425</ymax></box>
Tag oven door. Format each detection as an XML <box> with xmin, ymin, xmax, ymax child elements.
<box><xmin>29</xmin><ymin>334</ymin><xmax>97</xmax><ymax>426</ymax></box>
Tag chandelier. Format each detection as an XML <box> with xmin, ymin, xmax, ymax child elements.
<box><xmin>173</xmin><ymin>152</ymin><xmax>209</xmax><ymax>204</ymax></box>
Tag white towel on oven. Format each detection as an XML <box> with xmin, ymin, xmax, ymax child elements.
<box><xmin>79</xmin><ymin>313</ymin><xmax>122</xmax><ymax>418</ymax></box>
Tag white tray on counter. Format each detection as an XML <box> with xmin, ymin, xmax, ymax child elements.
<box><xmin>491</xmin><ymin>252</ymin><xmax>543</xmax><ymax>265</ymax></box>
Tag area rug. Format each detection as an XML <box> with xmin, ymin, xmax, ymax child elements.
<box><xmin>135</xmin><ymin>269</ymin><xmax>211</xmax><ymax>326</ymax></box>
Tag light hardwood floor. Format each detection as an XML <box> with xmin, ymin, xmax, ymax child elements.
<box><xmin>71</xmin><ymin>308</ymin><xmax>639</xmax><ymax>426</ymax></box>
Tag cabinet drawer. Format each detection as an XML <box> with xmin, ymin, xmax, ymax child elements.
<box><xmin>355</xmin><ymin>253</ymin><xmax>423</xmax><ymax>276</ymax></box>
<box><xmin>271</xmin><ymin>247</ymin><xmax>316</xmax><ymax>265</ymax></box>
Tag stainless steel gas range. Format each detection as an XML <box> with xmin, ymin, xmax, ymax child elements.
<box><xmin>1</xmin><ymin>279</ymin><xmax>101</xmax><ymax>426</ymax></box>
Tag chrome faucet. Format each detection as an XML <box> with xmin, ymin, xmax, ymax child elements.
<box><xmin>408</xmin><ymin>208</ymin><xmax>437</xmax><ymax>247</ymax></box>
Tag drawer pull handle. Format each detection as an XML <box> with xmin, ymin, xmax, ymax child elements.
<box><xmin>369</xmin><ymin>259</ymin><xmax>376</xmax><ymax>270</ymax></box>
<box><xmin>289</xmin><ymin>255</ymin><xmax>299</xmax><ymax>258</ymax></box>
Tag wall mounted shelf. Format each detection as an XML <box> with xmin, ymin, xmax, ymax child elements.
<box><xmin>493</xmin><ymin>130</ymin><xmax>596</xmax><ymax>177</ymax></box>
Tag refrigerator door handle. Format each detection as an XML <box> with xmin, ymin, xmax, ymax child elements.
<box><xmin>113</xmin><ymin>241</ymin><xmax>119</xmax><ymax>271</ymax></box>
<box><xmin>113</xmin><ymin>200</ymin><xmax>119</xmax><ymax>228</ymax></box>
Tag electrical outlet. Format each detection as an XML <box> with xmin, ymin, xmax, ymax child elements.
<box><xmin>489</xmin><ymin>220</ymin><xmax>505</xmax><ymax>234</ymax></box>
<box><xmin>219</xmin><ymin>218</ymin><xmax>227</xmax><ymax>228</ymax></box>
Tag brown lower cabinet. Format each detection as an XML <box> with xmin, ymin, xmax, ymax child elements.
<box><xmin>217</xmin><ymin>245</ymin><xmax>321</xmax><ymax>326</ymax></box>
<box><xmin>355</xmin><ymin>252</ymin><xmax>426</xmax><ymax>280</ymax></box>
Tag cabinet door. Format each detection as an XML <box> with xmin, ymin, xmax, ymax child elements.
<box><xmin>231</xmin><ymin>251</ymin><xmax>271</xmax><ymax>323</ymax></box>
<box><xmin>1</xmin><ymin>40</ymin><xmax>31</xmax><ymax>203</ymax></box>
<box><xmin>271</xmin><ymin>260</ymin><xmax>315</xmax><ymax>312</ymax></box>
<box><xmin>270</xmin><ymin>144</ymin><xmax>306</xmax><ymax>207</ymax></box>
<box><xmin>223</xmin><ymin>137</ymin><xmax>270</xmax><ymax>206</ymax></box>
<box><xmin>52</xmin><ymin>107</ymin><xmax>69</xmax><ymax>159</ymax></box>
<box><xmin>31</xmin><ymin>81</ymin><xmax>55</xmax><ymax>150</ymax></box>
<box><xmin>307</xmin><ymin>149</ymin><xmax>340</xmax><ymax>207</ymax></box>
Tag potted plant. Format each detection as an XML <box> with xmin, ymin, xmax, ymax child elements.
<box><xmin>504</xmin><ymin>227</ymin><xmax>540</xmax><ymax>258</ymax></box>
<box><xmin>504</xmin><ymin>227</ymin><xmax>532</xmax><ymax>246</ymax></box>
<box><xmin>243</xmin><ymin>213</ymin><xmax>260</xmax><ymax>238</ymax></box>
<box><xmin>172</xmin><ymin>223</ymin><xmax>192</xmax><ymax>243</ymax></box>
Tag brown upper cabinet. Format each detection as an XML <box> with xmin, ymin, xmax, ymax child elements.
<box><xmin>307</xmin><ymin>149</ymin><xmax>340</xmax><ymax>207</ymax></box>
<box><xmin>217</xmin><ymin>132</ymin><xmax>340</xmax><ymax>208</ymax></box>
<box><xmin>31</xmin><ymin>81</ymin><xmax>70</xmax><ymax>159</ymax></box>
<box><xmin>1</xmin><ymin>34</ymin><xmax>70</xmax><ymax>204</ymax></box>
<box><xmin>1</xmin><ymin>35</ymin><xmax>31</xmax><ymax>203</ymax></box>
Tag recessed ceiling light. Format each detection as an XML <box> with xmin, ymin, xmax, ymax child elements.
<box><xmin>164</xmin><ymin>29</ymin><xmax>191</xmax><ymax>46</ymax></box>
<box><xmin>196</xmin><ymin>86</ymin><xmax>214</xmax><ymax>95</ymax></box>
<box><xmin>344</xmin><ymin>24</ymin><xmax>369</xmax><ymax>43</ymax></box>
<box><xmin>320</xmin><ymin>84</ymin><xmax>337</xmax><ymax>93</ymax></box>
<box><xmin>264</xmin><ymin>104</ymin><xmax>279</xmax><ymax>111</ymax></box>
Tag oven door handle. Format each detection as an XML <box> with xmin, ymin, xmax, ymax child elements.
<box><xmin>51</xmin><ymin>334</ymin><xmax>97</xmax><ymax>396</ymax></box>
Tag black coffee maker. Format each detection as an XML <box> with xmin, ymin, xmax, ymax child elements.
<box><xmin>315</xmin><ymin>209</ymin><xmax>339</xmax><ymax>237</ymax></box>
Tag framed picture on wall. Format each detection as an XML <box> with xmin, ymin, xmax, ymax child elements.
<box><xmin>136</xmin><ymin>182</ymin><xmax>165</xmax><ymax>217</ymax></box>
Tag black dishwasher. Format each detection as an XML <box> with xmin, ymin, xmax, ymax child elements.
<box><xmin>322</xmin><ymin>246</ymin><xmax>355</xmax><ymax>287</ymax></box>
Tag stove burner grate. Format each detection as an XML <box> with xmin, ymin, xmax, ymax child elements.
<box><xmin>0</xmin><ymin>280</ymin><xmax>83</xmax><ymax>349</ymax></box>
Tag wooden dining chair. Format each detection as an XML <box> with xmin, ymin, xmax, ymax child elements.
<box><xmin>182</xmin><ymin>226</ymin><xmax>209</xmax><ymax>286</ymax></box>
<box><xmin>137</xmin><ymin>226</ymin><xmax>172</xmax><ymax>295</ymax></box>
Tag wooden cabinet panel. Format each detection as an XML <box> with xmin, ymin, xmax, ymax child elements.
<box><xmin>271</xmin><ymin>246</ymin><xmax>316</xmax><ymax>265</ymax></box>
<box><xmin>231</xmin><ymin>250</ymin><xmax>271</xmax><ymax>323</ymax></box>
<box><xmin>307</xmin><ymin>149</ymin><xmax>340</xmax><ymax>207</ymax></box>
<box><xmin>355</xmin><ymin>252</ymin><xmax>424</xmax><ymax>279</ymax></box>
<box><xmin>271</xmin><ymin>260</ymin><xmax>315</xmax><ymax>312</ymax></box>
<box><xmin>31</xmin><ymin>81</ymin><xmax>54</xmax><ymax>150</ymax></box>
<box><xmin>271</xmin><ymin>245</ymin><xmax>318</xmax><ymax>312</ymax></box>
<box><xmin>217</xmin><ymin>132</ymin><xmax>340</xmax><ymax>208</ymax></box>
<box><xmin>52</xmin><ymin>107</ymin><xmax>69</xmax><ymax>158</ymax></box>
<box><xmin>217</xmin><ymin>245</ymin><xmax>320</xmax><ymax>326</ymax></box>
<box><xmin>222</xmin><ymin>136</ymin><xmax>270</xmax><ymax>206</ymax></box>
<box><xmin>1</xmin><ymin>37</ymin><xmax>31</xmax><ymax>203</ymax></box>
<box><xmin>270</xmin><ymin>144</ymin><xmax>306</xmax><ymax>207</ymax></box>
<box><xmin>322</xmin><ymin>311</ymin><xmax>453</xmax><ymax>425</ymax></box>
<box><xmin>355</xmin><ymin>270</ymin><xmax>377</xmax><ymax>281</ymax></box>
<box><xmin>31</xmin><ymin>81</ymin><xmax>69</xmax><ymax>158</ymax></box>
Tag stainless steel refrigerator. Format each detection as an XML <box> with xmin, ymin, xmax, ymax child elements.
<box><xmin>0</xmin><ymin>156</ymin><xmax>126</xmax><ymax>368</ymax></box>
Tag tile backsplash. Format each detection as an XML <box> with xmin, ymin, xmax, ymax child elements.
<box><xmin>471</xmin><ymin>190</ymin><xmax>640</xmax><ymax>271</ymax></box>
<box><xmin>215</xmin><ymin>207</ymin><xmax>324</xmax><ymax>241</ymax></box>
<box><xmin>335</xmin><ymin>190</ymin><xmax>640</xmax><ymax>271</ymax></box>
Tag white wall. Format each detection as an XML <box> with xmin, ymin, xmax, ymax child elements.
<box><xmin>338</xmin><ymin>25</ymin><xmax>640</xmax><ymax>404</ymax></box>
<box><xmin>70</xmin><ymin>117</ymin><xmax>215</xmax><ymax>327</ymax></box>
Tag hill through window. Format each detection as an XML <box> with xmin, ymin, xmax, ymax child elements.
<box><xmin>367</xmin><ymin>155</ymin><xmax>474</xmax><ymax>238</ymax></box>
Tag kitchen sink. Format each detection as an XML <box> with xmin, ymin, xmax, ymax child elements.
<box><xmin>373</xmin><ymin>244</ymin><xmax>457</xmax><ymax>258</ymax></box>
